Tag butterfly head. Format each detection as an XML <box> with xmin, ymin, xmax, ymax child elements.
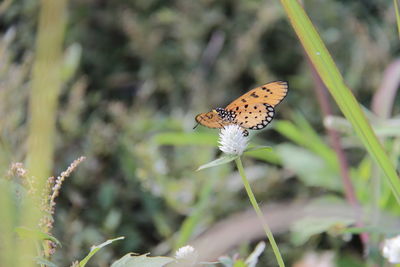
<box><xmin>195</xmin><ymin>108</ymin><xmax>230</xmax><ymax>129</ymax></box>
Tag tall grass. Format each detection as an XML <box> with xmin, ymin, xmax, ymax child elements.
<box><xmin>395</xmin><ymin>0</ymin><xmax>400</xmax><ymax>39</ymax></box>
<box><xmin>278</xmin><ymin>0</ymin><xmax>400</xmax><ymax>204</ymax></box>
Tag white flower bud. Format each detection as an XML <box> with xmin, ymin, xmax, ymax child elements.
<box><xmin>382</xmin><ymin>235</ymin><xmax>400</xmax><ymax>263</ymax></box>
<box><xmin>175</xmin><ymin>245</ymin><xmax>198</xmax><ymax>266</ymax></box>
<box><xmin>218</xmin><ymin>125</ymin><xmax>249</xmax><ymax>156</ymax></box>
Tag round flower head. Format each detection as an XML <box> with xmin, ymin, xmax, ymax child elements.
<box><xmin>382</xmin><ymin>235</ymin><xmax>400</xmax><ymax>263</ymax></box>
<box><xmin>175</xmin><ymin>245</ymin><xmax>198</xmax><ymax>266</ymax></box>
<box><xmin>218</xmin><ymin>124</ymin><xmax>249</xmax><ymax>155</ymax></box>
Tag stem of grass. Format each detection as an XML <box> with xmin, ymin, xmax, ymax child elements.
<box><xmin>26</xmin><ymin>0</ymin><xmax>68</xmax><ymax>259</ymax></box>
<box><xmin>234</xmin><ymin>157</ymin><xmax>285</xmax><ymax>267</ymax></box>
<box><xmin>278</xmin><ymin>0</ymin><xmax>400</xmax><ymax>205</ymax></box>
<box><xmin>394</xmin><ymin>0</ymin><xmax>400</xmax><ymax>39</ymax></box>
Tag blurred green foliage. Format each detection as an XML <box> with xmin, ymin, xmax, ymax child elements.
<box><xmin>1</xmin><ymin>0</ymin><xmax>400</xmax><ymax>266</ymax></box>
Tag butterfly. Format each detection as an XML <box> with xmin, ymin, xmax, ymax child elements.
<box><xmin>194</xmin><ymin>81</ymin><xmax>288</xmax><ymax>136</ymax></box>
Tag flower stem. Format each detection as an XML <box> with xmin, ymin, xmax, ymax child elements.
<box><xmin>235</xmin><ymin>157</ymin><xmax>285</xmax><ymax>267</ymax></box>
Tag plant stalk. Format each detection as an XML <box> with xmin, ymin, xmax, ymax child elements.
<box><xmin>25</xmin><ymin>0</ymin><xmax>68</xmax><ymax>260</ymax></box>
<box><xmin>394</xmin><ymin>0</ymin><xmax>400</xmax><ymax>39</ymax></box>
<box><xmin>235</xmin><ymin>157</ymin><xmax>285</xmax><ymax>267</ymax></box>
<box><xmin>278</xmin><ymin>0</ymin><xmax>400</xmax><ymax>206</ymax></box>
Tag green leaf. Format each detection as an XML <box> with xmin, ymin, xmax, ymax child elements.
<box><xmin>290</xmin><ymin>217</ymin><xmax>354</xmax><ymax>246</ymax></box>
<box><xmin>111</xmin><ymin>253</ymin><xmax>174</xmax><ymax>267</ymax></box>
<box><xmin>243</xmin><ymin>145</ymin><xmax>280</xmax><ymax>165</ymax></box>
<box><xmin>336</xmin><ymin>254</ymin><xmax>365</xmax><ymax>267</ymax></box>
<box><xmin>244</xmin><ymin>146</ymin><xmax>272</xmax><ymax>153</ymax></box>
<box><xmin>276</xmin><ymin>144</ymin><xmax>342</xmax><ymax>190</ymax></box>
<box><xmin>275</xmin><ymin>116</ymin><xmax>337</xmax><ymax>169</ymax></box>
<box><xmin>326</xmin><ymin>116</ymin><xmax>400</xmax><ymax>138</ymax></box>
<box><xmin>35</xmin><ymin>257</ymin><xmax>58</xmax><ymax>267</ymax></box>
<box><xmin>196</xmin><ymin>155</ymin><xmax>238</xmax><ymax>171</ymax></box>
<box><xmin>233</xmin><ymin>260</ymin><xmax>246</xmax><ymax>267</ymax></box>
<box><xmin>244</xmin><ymin>148</ymin><xmax>281</xmax><ymax>165</ymax></box>
<box><xmin>343</xmin><ymin>226</ymin><xmax>399</xmax><ymax>235</ymax></box>
<box><xmin>79</xmin><ymin>236</ymin><xmax>124</xmax><ymax>267</ymax></box>
<box><xmin>278</xmin><ymin>0</ymin><xmax>400</xmax><ymax>204</ymax></box>
<box><xmin>15</xmin><ymin>227</ymin><xmax>61</xmax><ymax>247</ymax></box>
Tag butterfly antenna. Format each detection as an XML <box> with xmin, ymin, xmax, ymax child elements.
<box><xmin>193</xmin><ymin>123</ymin><xmax>199</xmax><ymax>130</ymax></box>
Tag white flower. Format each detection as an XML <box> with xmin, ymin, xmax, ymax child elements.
<box><xmin>218</xmin><ymin>124</ymin><xmax>249</xmax><ymax>155</ymax></box>
<box><xmin>175</xmin><ymin>245</ymin><xmax>198</xmax><ymax>265</ymax></box>
<box><xmin>382</xmin><ymin>235</ymin><xmax>400</xmax><ymax>263</ymax></box>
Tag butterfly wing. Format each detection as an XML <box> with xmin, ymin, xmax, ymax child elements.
<box><xmin>226</xmin><ymin>81</ymin><xmax>288</xmax><ymax>110</ymax></box>
<box><xmin>224</xmin><ymin>81</ymin><xmax>287</xmax><ymax>130</ymax></box>
<box><xmin>195</xmin><ymin>81</ymin><xmax>288</xmax><ymax>131</ymax></box>
<box><xmin>195</xmin><ymin>111</ymin><xmax>230</xmax><ymax>129</ymax></box>
<box><xmin>231</xmin><ymin>103</ymin><xmax>275</xmax><ymax>130</ymax></box>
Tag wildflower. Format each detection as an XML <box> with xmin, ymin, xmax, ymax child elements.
<box><xmin>175</xmin><ymin>245</ymin><xmax>198</xmax><ymax>265</ymax></box>
<box><xmin>7</xmin><ymin>162</ymin><xmax>27</xmax><ymax>178</ymax></box>
<box><xmin>218</xmin><ymin>125</ymin><xmax>249</xmax><ymax>156</ymax></box>
<box><xmin>382</xmin><ymin>235</ymin><xmax>400</xmax><ymax>263</ymax></box>
<box><xmin>49</xmin><ymin>156</ymin><xmax>86</xmax><ymax>210</ymax></box>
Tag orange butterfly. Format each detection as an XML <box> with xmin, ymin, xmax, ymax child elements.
<box><xmin>195</xmin><ymin>81</ymin><xmax>288</xmax><ymax>135</ymax></box>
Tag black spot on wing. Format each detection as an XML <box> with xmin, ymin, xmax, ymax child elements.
<box><xmin>250</xmin><ymin>92</ymin><xmax>259</xmax><ymax>98</ymax></box>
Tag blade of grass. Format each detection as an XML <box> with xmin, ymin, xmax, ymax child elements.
<box><xmin>196</xmin><ymin>155</ymin><xmax>237</xmax><ymax>171</ymax></box>
<box><xmin>79</xmin><ymin>237</ymin><xmax>125</xmax><ymax>267</ymax></box>
<box><xmin>278</xmin><ymin>0</ymin><xmax>400</xmax><ymax>204</ymax></box>
<box><xmin>394</xmin><ymin>0</ymin><xmax>400</xmax><ymax>39</ymax></box>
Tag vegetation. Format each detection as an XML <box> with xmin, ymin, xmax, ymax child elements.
<box><xmin>0</xmin><ymin>0</ymin><xmax>399</xmax><ymax>266</ymax></box>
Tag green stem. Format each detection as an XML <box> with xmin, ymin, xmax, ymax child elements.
<box><xmin>26</xmin><ymin>0</ymin><xmax>68</xmax><ymax>260</ymax></box>
<box><xmin>395</xmin><ymin>0</ymin><xmax>400</xmax><ymax>39</ymax></box>
<box><xmin>235</xmin><ymin>157</ymin><xmax>285</xmax><ymax>267</ymax></box>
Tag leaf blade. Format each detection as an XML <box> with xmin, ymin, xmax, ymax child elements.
<box><xmin>79</xmin><ymin>236</ymin><xmax>125</xmax><ymax>267</ymax></box>
<box><xmin>196</xmin><ymin>155</ymin><xmax>237</xmax><ymax>171</ymax></box>
<box><xmin>111</xmin><ymin>253</ymin><xmax>174</xmax><ymax>267</ymax></box>
<box><xmin>278</xmin><ymin>0</ymin><xmax>400</xmax><ymax>204</ymax></box>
